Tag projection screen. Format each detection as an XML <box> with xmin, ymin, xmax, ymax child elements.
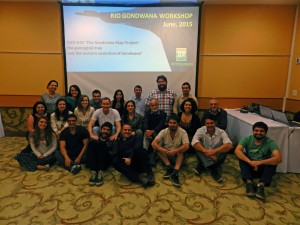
<box><xmin>61</xmin><ymin>2</ymin><xmax>201</xmax><ymax>99</ymax></box>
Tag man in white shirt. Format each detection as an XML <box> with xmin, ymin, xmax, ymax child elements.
<box><xmin>192</xmin><ymin>115</ymin><xmax>233</xmax><ymax>183</ymax></box>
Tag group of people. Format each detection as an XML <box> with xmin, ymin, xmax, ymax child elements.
<box><xmin>14</xmin><ymin>75</ymin><xmax>282</xmax><ymax>200</ymax></box>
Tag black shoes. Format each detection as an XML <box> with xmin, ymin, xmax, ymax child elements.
<box><xmin>89</xmin><ymin>170</ymin><xmax>104</xmax><ymax>186</ymax></box>
<box><xmin>163</xmin><ymin>168</ymin><xmax>174</xmax><ymax>179</ymax></box>
<box><xmin>170</xmin><ymin>173</ymin><xmax>181</xmax><ymax>187</ymax></box>
<box><xmin>210</xmin><ymin>168</ymin><xmax>224</xmax><ymax>183</ymax></box>
<box><xmin>146</xmin><ymin>172</ymin><xmax>155</xmax><ymax>186</ymax></box>
<box><xmin>71</xmin><ymin>165</ymin><xmax>81</xmax><ymax>175</ymax></box>
<box><xmin>194</xmin><ymin>164</ymin><xmax>204</xmax><ymax>176</ymax></box>
<box><xmin>245</xmin><ymin>182</ymin><xmax>255</xmax><ymax>197</ymax></box>
<box><xmin>255</xmin><ymin>185</ymin><xmax>265</xmax><ymax>200</ymax></box>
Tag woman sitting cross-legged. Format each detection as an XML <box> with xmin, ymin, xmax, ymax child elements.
<box><xmin>15</xmin><ymin>116</ymin><xmax>57</xmax><ymax>171</ymax></box>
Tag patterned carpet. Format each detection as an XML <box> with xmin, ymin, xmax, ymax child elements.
<box><xmin>0</xmin><ymin>137</ymin><xmax>300</xmax><ymax>225</ymax></box>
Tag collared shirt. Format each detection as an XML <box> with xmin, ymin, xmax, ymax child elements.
<box><xmin>145</xmin><ymin>88</ymin><xmax>177</xmax><ymax>116</ymax></box>
<box><xmin>74</xmin><ymin>107</ymin><xmax>95</xmax><ymax>128</ymax></box>
<box><xmin>173</xmin><ymin>94</ymin><xmax>198</xmax><ymax>115</ymax></box>
<box><xmin>155</xmin><ymin>127</ymin><xmax>189</xmax><ymax>150</ymax></box>
<box><xmin>191</xmin><ymin>126</ymin><xmax>232</xmax><ymax>149</ymax></box>
<box><xmin>131</xmin><ymin>96</ymin><xmax>146</xmax><ymax>117</ymax></box>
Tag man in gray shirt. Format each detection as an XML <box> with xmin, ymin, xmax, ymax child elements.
<box><xmin>192</xmin><ymin>115</ymin><xmax>232</xmax><ymax>183</ymax></box>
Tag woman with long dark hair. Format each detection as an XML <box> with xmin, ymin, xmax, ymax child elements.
<box><xmin>15</xmin><ymin>117</ymin><xmax>57</xmax><ymax>171</ymax></box>
<box><xmin>66</xmin><ymin>85</ymin><xmax>81</xmax><ymax>112</ymax></box>
<box><xmin>27</xmin><ymin>101</ymin><xmax>49</xmax><ymax>135</ymax></box>
<box><xmin>112</xmin><ymin>89</ymin><xmax>125</xmax><ymax>117</ymax></box>
<box><xmin>51</xmin><ymin>98</ymin><xmax>72</xmax><ymax>137</ymax></box>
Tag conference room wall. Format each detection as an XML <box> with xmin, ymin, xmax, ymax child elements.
<box><xmin>0</xmin><ymin>2</ymin><xmax>64</xmax><ymax>106</ymax></box>
<box><xmin>0</xmin><ymin>2</ymin><xmax>299</xmax><ymax>112</ymax></box>
<box><xmin>198</xmin><ymin>4</ymin><xmax>296</xmax><ymax>110</ymax></box>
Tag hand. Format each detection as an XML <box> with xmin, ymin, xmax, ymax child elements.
<box><xmin>110</xmin><ymin>133</ymin><xmax>118</xmax><ymax>141</ymax></box>
<box><xmin>65</xmin><ymin>157</ymin><xmax>71</xmax><ymax>167</ymax></box>
<box><xmin>249</xmin><ymin>160</ymin><xmax>262</xmax><ymax>168</ymax></box>
<box><xmin>90</xmin><ymin>134</ymin><xmax>99</xmax><ymax>141</ymax></box>
<box><xmin>131</xmin><ymin>131</ymin><xmax>136</xmax><ymax>136</ymax></box>
<box><xmin>123</xmin><ymin>158</ymin><xmax>131</xmax><ymax>166</ymax></box>
<box><xmin>166</xmin><ymin>149</ymin><xmax>177</xmax><ymax>156</ymax></box>
<box><xmin>38</xmin><ymin>155</ymin><xmax>45</xmax><ymax>159</ymax></box>
<box><xmin>74</xmin><ymin>156</ymin><xmax>81</xmax><ymax>165</ymax></box>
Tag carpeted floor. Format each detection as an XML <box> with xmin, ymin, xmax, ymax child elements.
<box><xmin>0</xmin><ymin>137</ymin><xmax>300</xmax><ymax>225</ymax></box>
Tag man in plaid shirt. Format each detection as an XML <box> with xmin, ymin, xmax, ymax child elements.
<box><xmin>145</xmin><ymin>75</ymin><xmax>177</xmax><ymax>117</ymax></box>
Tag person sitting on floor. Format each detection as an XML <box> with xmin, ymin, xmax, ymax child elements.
<box><xmin>192</xmin><ymin>116</ymin><xmax>233</xmax><ymax>183</ymax></box>
<box><xmin>86</xmin><ymin>122</ymin><xmax>116</xmax><ymax>186</ymax></box>
<box><xmin>55</xmin><ymin>114</ymin><xmax>89</xmax><ymax>175</ymax></box>
<box><xmin>15</xmin><ymin>116</ymin><xmax>57</xmax><ymax>171</ymax></box>
<box><xmin>234</xmin><ymin>121</ymin><xmax>282</xmax><ymax>200</ymax></box>
<box><xmin>112</xmin><ymin>124</ymin><xmax>155</xmax><ymax>188</ymax></box>
<box><xmin>151</xmin><ymin>113</ymin><xmax>189</xmax><ymax>187</ymax></box>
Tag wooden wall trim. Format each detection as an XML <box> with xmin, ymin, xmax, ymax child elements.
<box><xmin>0</xmin><ymin>95</ymin><xmax>41</xmax><ymax>107</ymax></box>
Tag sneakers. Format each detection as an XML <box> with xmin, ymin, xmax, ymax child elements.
<box><xmin>71</xmin><ymin>165</ymin><xmax>81</xmax><ymax>175</ymax></box>
<box><xmin>140</xmin><ymin>177</ymin><xmax>150</xmax><ymax>188</ymax></box>
<box><xmin>163</xmin><ymin>167</ymin><xmax>174</xmax><ymax>179</ymax></box>
<box><xmin>146</xmin><ymin>172</ymin><xmax>155</xmax><ymax>186</ymax></box>
<box><xmin>210</xmin><ymin>168</ymin><xmax>224</xmax><ymax>183</ymax></box>
<box><xmin>170</xmin><ymin>173</ymin><xmax>181</xmax><ymax>187</ymax></box>
<box><xmin>245</xmin><ymin>182</ymin><xmax>255</xmax><ymax>197</ymax></box>
<box><xmin>89</xmin><ymin>171</ymin><xmax>97</xmax><ymax>185</ymax></box>
<box><xmin>96</xmin><ymin>170</ymin><xmax>104</xmax><ymax>186</ymax></box>
<box><xmin>256</xmin><ymin>185</ymin><xmax>265</xmax><ymax>200</ymax></box>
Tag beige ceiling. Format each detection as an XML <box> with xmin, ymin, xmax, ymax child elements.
<box><xmin>0</xmin><ymin>0</ymin><xmax>299</xmax><ymax>4</ymax></box>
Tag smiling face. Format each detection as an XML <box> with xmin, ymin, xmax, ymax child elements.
<box><xmin>126</xmin><ymin>101</ymin><xmax>135</xmax><ymax>113</ymax></box>
<box><xmin>157</xmin><ymin>79</ymin><xmax>167</xmax><ymax>91</ymax></box>
<box><xmin>253</xmin><ymin>127</ymin><xmax>266</xmax><ymax>140</ymax></box>
<box><xmin>47</xmin><ymin>81</ymin><xmax>58</xmax><ymax>93</ymax></box>
<box><xmin>57</xmin><ymin>100</ymin><xmax>66</xmax><ymax>112</ymax></box>
<box><xmin>92</xmin><ymin>93</ymin><xmax>101</xmax><ymax>103</ymax></box>
<box><xmin>70</xmin><ymin>87</ymin><xmax>78</xmax><ymax>98</ymax></box>
<box><xmin>38</xmin><ymin>118</ymin><xmax>48</xmax><ymax>130</ymax></box>
<box><xmin>36</xmin><ymin>104</ymin><xmax>46</xmax><ymax>115</ymax></box>
<box><xmin>121</xmin><ymin>124</ymin><xmax>132</xmax><ymax>138</ymax></box>
<box><xmin>183</xmin><ymin>101</ymin><xmax>192</xmax><ymax>113</ymax></box>
<box><xmin>209</xmin><ymin>99</ymin><xmax>219</xmax><ymax>113</ymax></box>
<box><xmin>67</xmin><ymin>116</ymin><xmax>77</xmax><ymax>128</ymax></box>
<box><xmin>81</xmin><ymin>96</ymin><xmax>89</xmax><ymax>108</ymax></box>
<box><xmin>182</xmin><ymin>84</ymin><xmax>190</xmax><ymax>96</ymax></box>
<box><xmin>149</xmin><ymin>99</ymin><xmax>159</xmax><ymax>112</ymax></box>
<box><xmin>101</xmin><ymin>99</ymin><xmax>111</xmax><ymax>113</ymax></box>
<box><xmin>115</xmin><ymin>91</ymin><xmax>123</xmax><ymax>101</ymax></box>
<box><xmin>205</xmin><ymin>118</ymin><xmax>216</xmax><ymax>133</ymax></box>
<box><xmin>100</xmin><ymin>126</ymin><xmax>111</xmax><ymax>139</ymax></box>
<box><xmin>168</xmin><ymin>119</ymin><xmax>178</xmax><ymax>132</ymax></box>
<box><xmin>134</xmin><ymin>87</ymin><xmax>142</xmax><ymax>98</ymax></box>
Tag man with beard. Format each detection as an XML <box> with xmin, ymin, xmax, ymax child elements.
<box><xmin>152</xmin><ymin>114</ymin><xmax>189</xmax><ymax>187</ymax></box>
<box><xmin>112</xmin><ymin>124</ymin><xmax>155</xmax><ymax>188</ymax></box>
<box><xmin>192</xmin><ymin>116</ymin><xmax>232</xmax><ymax>183</ymax></box>
<box><xmin>201</xmin><ymin>98</ymin><xmax>227</xmax><ymax>130</ymax></box>
<box><xmin>145</xmin><ymin>75</ymin><xmax>177</xmax><ymax>117</ymax></box>
<box><xmin>86</xmin><ymin>122</ymin><xmax>116</xmax><ymax>186</ymax></box>
<box><xmin>234</xmin><ymin>122</ymin><xmax>282</xmax><ymax>200</ymax></box>
<box><xmin>173</xmin><ymin>82</ymin><xmax>198</xmax><ymax>115</ymax></box>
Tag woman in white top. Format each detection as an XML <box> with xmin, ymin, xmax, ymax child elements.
<box><xmin>51</xmin><ymin>98</ymin><xmax>72</xmax><ymax>137</ymax></box>
<box><xmin>15</xmin><ymin>117</ymin><xmax>57</xmax><ymax>171</ymax></box>
<box><xmin>74</xmin><ymin>95</ymin><xmax>95</xmax><ymax>128</ymax></box>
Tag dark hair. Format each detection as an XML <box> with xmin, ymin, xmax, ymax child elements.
<box><xmin>31</xmin><ymin>116</ymin><xmax>54</xmax><ymax>148</ymax></box>
<box><xmin>122</xmin><ymin>100</ymin><xmax>136</xmax><ymax>123</ymax></box>
<box><xmin>101</xmin><ymin>122</ymin><xmax>113</xmax><ymax>131</ymax></box>
<box><xmin>92</xmin><ymin>89</ymin><xmax>101</xmax><ymax>95</ymax></box>
<box><xmin>67</xmin><ymin>85</ymin><xmax>81</xmax><ymax>101</ymax></box>
<box><xmin>134</xmin><ymin>85</ymin><xmax>142</xmax><ymax>90</ymax></box>
<box><xmin>253</xmin><ymin>122</ymin><xmax>268</xmax><ymax>133</ymax></box>
<box><xmin>180</xmin><ymin>98</ymin><xmax>198</xmax><ymax>114</ymax></box>
<box><xmin>167</xmin><ymin>113</ymin><xmax>179</xmax><ymax>123</ymax></box>
<box><xmin>47</xmin><ymin>80</ymin><xmax>58</xmax><ymax>88</ymax></box>
<box><xmin>54</xmin><ymin>98</ymin><xmax>69</xmax><ymax>121</ymax></box>
<box><xmin>77</xmin><ymin>95</ymin><xmax>90</xmax><ymax>111</ymax></box>
<box><xmin>32</xmin><ymin>101</ymin><xmax>47</xmax><ymax>115</ymax></box>
<box><xmin>67</xmin><ymin>114</ymin><xmax>77</xmax><ymax>120</ymax></box>
<box><xmin>156</xmin><ymin>75</ymin><xmax>167</xmax><ymax>83</ymax></box>
<box><xmin>182</xmin><ymin>82</ymin><xmax>191</xmax><ymax>89</ymax></box>
<box><xmin>203</xmin><ymin>115</ymin><xmax>217</xmax><ymax>123</ymax></box>
<box><xmin>112</xmin><ymin>89</ymin><xmax>125</xmax><ymax>112</ymax></box>
<box><xmin>101</xmin><ymin>97</ymin><xmax>111</xmax><ymax>102</ymax></box>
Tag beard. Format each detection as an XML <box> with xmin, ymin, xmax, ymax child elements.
<box><xmin>158</xmin><ymin>84</ymin><xmax>167</xmax><ymax>91</ymax></box>
<box><xmin>254</xmin><ymin>134</ymin><xmax>265</xmax><ymax>140</ymax></box>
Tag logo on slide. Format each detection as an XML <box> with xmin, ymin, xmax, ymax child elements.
<box><xmin>176</xmin><ymin>48</ymin><xmax>187</xmax><ymax>61</ymax></box>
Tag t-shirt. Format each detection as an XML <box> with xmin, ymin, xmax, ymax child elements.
<box><xmin>238</xmin><ymin>135</ymin><xmax>279</xmax><ymax>161</ymax></box>
<box><xmin>155</xmin><ymin>127</ymin><xmax>189</xmax><ymax>150</ymax></box>
<box><xmin>60</xmin><ymin>126</ymin><xmax>89</xmax><ymax>158</ymax></box>
<box><xmin>91</xmin><ymin>108</ymin><xmax>121</xmax><ymax>127</ymax></box>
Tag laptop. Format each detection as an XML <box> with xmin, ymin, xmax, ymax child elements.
<box><xmin>259</xmin><ymin>105</ymin><xmax>273</xmax><ymax>120</ymax></box>
<box><xmin>271</xmin><ymin>110</ymin><xmax>300</xmax><ymax>127</ymax></box>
